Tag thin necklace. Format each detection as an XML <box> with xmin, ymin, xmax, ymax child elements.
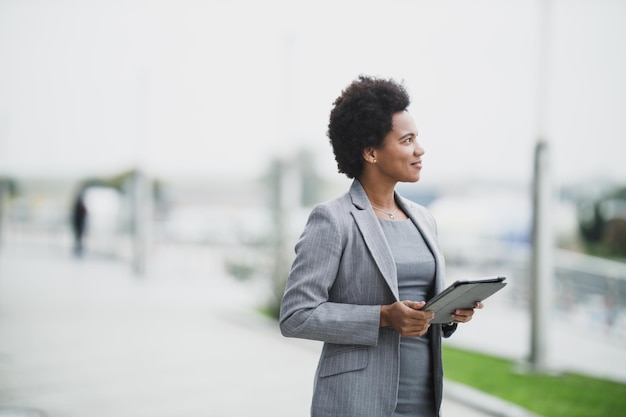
<box><xmin>372</xmin><ymin>205</ymin><xmax>398</xmax><ymax>220</ymax></box>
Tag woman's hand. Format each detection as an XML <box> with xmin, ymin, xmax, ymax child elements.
<box><xmin>450</xmin><ymin>301</ymin><xmax>484</xmax><ymax>324</ymax></box>
<box><xmin>380</xmin><ymin>301</ymin><xmax>434</xmax><ymax>337</ymax></box>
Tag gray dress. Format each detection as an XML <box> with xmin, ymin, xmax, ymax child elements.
<box><xmin>379</xmin><ymin>218</ymin><xmax>437</xmax><ymax>417</ymax></box>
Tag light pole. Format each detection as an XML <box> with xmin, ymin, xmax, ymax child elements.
<box><xmin>528</xmin><ymin>0</ymin><xmax>554</xmax><ymax>372</ymax></box>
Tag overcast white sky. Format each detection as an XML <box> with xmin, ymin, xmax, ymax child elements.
<box><xmin>0</xmin><ymin>0</ymin><xmax>625</xmax><ymax>189</ymax></box>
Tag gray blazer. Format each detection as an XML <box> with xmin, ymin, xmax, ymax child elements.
<box><xmin>280</xmin><ymin>180</ymin><xmax>455</xmax><ymax>417</ymax></box>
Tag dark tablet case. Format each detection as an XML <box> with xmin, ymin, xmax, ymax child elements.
<box><xmin>423</xmin><ymin>276</ymin><xmax>507</xmax><ymax>323</ymax></box>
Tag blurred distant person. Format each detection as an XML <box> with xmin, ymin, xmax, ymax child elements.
<box><xmin>279</xmin><ymin>75</ymin><xmax>483</xmax><ymax>417</ymax></box>
<box><xmin>71</xmin><ymin>188</ymin><xmax>88</xmax><ymax>257</ymax></box>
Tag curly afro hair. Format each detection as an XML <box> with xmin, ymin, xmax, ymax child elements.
<box><xmin>327</xmin><ymin>75</ymin><xmax>411</xmax><ymax>179</ymax></box>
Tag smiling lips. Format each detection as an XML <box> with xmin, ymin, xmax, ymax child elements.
<box><xmin>412</xmin><ymin>160</ymin><xmax>423</xmax><ymax>169</ymax></box>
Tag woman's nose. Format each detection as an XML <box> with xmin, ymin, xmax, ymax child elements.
<box><xmin>415</xmin><ymin>141</ymin><xmax>425</xmax><ymax>156</ymax></box>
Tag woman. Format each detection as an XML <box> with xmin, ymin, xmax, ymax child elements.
<box><xmin>279</xmin><ymin>75</ymin><xmax>482</xmax><ymax>417</ymax></box>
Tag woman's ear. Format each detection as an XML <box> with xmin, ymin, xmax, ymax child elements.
<box><xmin>363</xmin><ymin>147</ymin><xmax>377</xmax><ymax>164</ymax></box>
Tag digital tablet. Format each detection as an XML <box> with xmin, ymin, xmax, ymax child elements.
<box><xmin>423</xmin><ymin>276</ymin><xmax>507</xmax><ymax>323</ymax></box>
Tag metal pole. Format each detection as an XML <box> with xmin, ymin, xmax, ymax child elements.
<box><xmin>529</xmin><ymin>140</ymin><xmax>553</xmax><ymax>371</ymax></box>
<box><xmin>132</xmin><ymin>170</ymin><xmax>151</xmax><ymax>276</ymax></box>
<box><xmin>0</xmin><ymin>180</ymin><xmax>5</xmax><ymax>250</ymax></box>
<box><xmin>528</xmin><ymin>0</ymin><xmax>554</xmax><ymax>372</ymax></box>
<box><xmin>132</xmin><ymin>69</ymin><xmax>152</xmax><ymax>276</ymax></box>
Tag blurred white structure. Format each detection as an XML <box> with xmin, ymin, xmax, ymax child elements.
<box><xmin>83</xmin><ymin>186</ymin><xmax>123</xmax><ymax>255</ymax></box>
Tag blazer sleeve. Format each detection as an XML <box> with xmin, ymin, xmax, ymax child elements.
<box><xmin>279</xmin><ymin>203</ymin><xmax>381</xmax><ymax>346</ymax></box>
<box><xmin>442</xmin><ymin>323</ymin><xmax>457</xmax><ymax>338</ymax></box>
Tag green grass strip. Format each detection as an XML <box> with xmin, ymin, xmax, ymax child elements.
<box><xmin>443</xmin><ymin>345</ymin><xmax>626</xmax><ymax>417</ymax></box>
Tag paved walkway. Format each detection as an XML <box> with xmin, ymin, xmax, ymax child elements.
<box><xmin>0</xmin><ymin>240</ymin><xmax>622</xmax><ymax>416</ymax></box>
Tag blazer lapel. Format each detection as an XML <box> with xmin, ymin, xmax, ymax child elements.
<box><xmin>397</xmin><ymin>196</ymin><xmax>446</xmax><ymax>294</ymax></box>
<box><xmin>349</xmin><ymin>180</ymin><xmax>399</xmax><ymax>300</ymax></box>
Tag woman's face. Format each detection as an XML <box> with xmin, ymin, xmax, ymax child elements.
<box><xmin>373</xmin><ymin>110</ymin><xmax>425</xmax><ymax>183</ymax></box>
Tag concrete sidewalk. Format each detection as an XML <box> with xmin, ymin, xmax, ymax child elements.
<box><xmin>0</xmin><ymin>241</ymin><xmax>583</xmax><ymax>416</ymax></box>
